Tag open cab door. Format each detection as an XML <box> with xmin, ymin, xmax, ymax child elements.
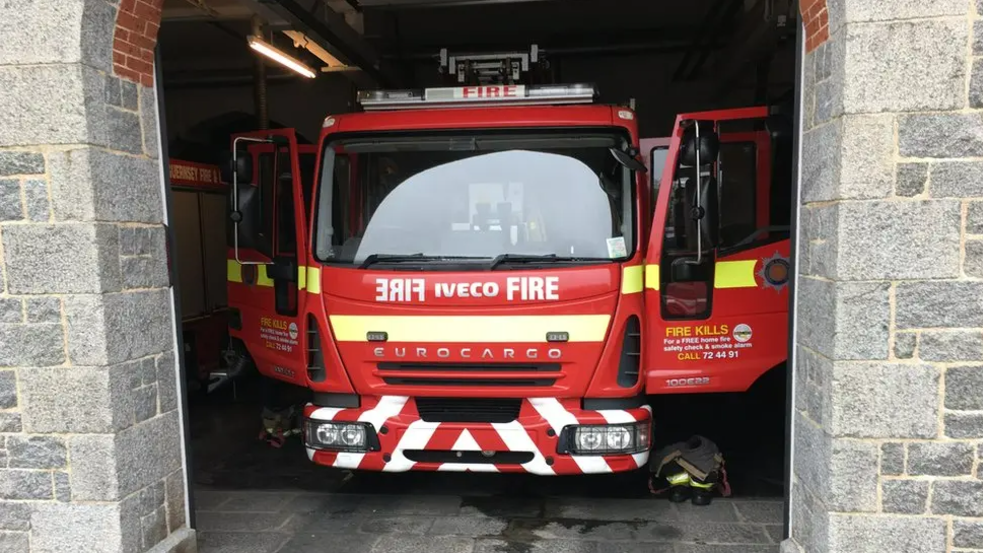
<box><xmin>644</xmin><ymin>107</ymin><xmax>792</xmax><ymax>394</ymax></box>
<box><xmin>224</xmin><ymin>128</ymin><xmax>311</xmax><ymax>388</ymax></box>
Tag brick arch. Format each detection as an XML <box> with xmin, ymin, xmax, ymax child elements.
<box><xmin>800</xmin><ymin>0</ymin><xmax>830</xmax><ymax>53</ymax></box>
<box><xmin>112</xmin><ymin>0</ymin><xmax>165</xmax><ymax>86</ymax></box>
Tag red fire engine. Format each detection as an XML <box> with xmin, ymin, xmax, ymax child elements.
<box><xmin>224</xmin><ymin>82</ymin><xmax>791</xmax><ymax>475</ymax></box>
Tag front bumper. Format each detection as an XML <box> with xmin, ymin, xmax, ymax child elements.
<box><xmin>302</xmin><ymin>396</ymin><xmax>651</xmax><ymax>475</ymax></box>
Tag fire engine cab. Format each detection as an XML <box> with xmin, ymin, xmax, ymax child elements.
<box><xmin>225</xmin><ymin>74</ymin><xmax>791</xmax><ymax>474</ymax></box>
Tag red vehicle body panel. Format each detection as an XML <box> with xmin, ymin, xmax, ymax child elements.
<box><xmin>643</xmin><ymin>107</ymin><xmax>790</xmax><ymax>394</ymax></box>
<box><xmin>317</xmin><ymin>264</ymin><xmax>633</xmax><ymax>400</ymax></box>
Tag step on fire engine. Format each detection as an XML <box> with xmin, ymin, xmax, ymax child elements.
<box><xmin>223</xmin><ymin>53</ymin><xmax>791</xmax><ymax>474</ymax></box>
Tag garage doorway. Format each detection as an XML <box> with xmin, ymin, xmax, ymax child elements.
<box><xmin>155</xmin><ymin>1</ymin><xmax>800</xmax><ymax>551</ymax></box>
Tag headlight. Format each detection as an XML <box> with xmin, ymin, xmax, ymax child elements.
<box><xmin>304</xmin><ymin>420</ymin><xmax>375</xmax><ymax>452</ymax></box>
<box><xmin>340</xmin><ymin>424</ymin><xmax>366</xmax><ymax>447</ymax></box>
<box><xmin>560</xmin><ymin>421</ymin><xmax>650</xmax><ymax>455</ymax></box>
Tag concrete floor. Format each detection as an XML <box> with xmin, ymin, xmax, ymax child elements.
<box><xmin>188</xmin><ymin>372</ymin><xmax>787</xmax><ymax>552</ymax></box>
<box><xmin>193</xmin><ymin>488</ymin><xmax>783</xmax><ymax>553</ymax></box>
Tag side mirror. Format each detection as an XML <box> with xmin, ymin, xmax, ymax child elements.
<box><xmin>221</xmin><ymin>151</ymin><xmax>253</xmax><ymax>184</ymax></box>
<box><xmin>230</xmin><ymin>136</ymin><xmax>275</xmax><ymax>264</ymax></box>
<box><xmin>695</xmin><ymin>176</ymin><xmax>720</xmax><ymax>249</ymax></box>
<box><xmin>609</xmin><ymin>148</ymin><xmax>647</xmax><ymax>173</ymax></box>
<box><xmin>679</xmin><ymin>120</ymin><xmax>719</xmax><ymax>167</ymax></box>
<box><xmin>233</xmin><ymin>153</ymin><xmax>253</xmax><ymax>184</ymax></box>
<box><xmin>682</xmin><ymin>175</ymin><xmax>720</xmax><ymax>254</ymax></box>
<box><xmin>670</xmin><ymin>256</ymin><xmax>712</xmax><ymax>281</ymax></box>
<box><xmin>267</xmin><ymin>257</ymin><xmax>297</xmax><ymax>281</ymax></box>
<box><xmin>671</xmin><ymin>259</ymin><xmax>697</xmax><ymax>281</ymax></box>
<box><xmin>227</xmin><ymin>185</ymin><xmax>271</xmax><ymax>258</ymax></box>
<box><xmin>676</xmin><ymin>120</ymin><xmax>720</xmax><ymax>262</ymax></box>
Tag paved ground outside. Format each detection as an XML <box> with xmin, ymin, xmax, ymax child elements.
<box><xmin>193</xmin><ymin>488</ymin><xmax>783</xmax><ymax>553</ymax></box>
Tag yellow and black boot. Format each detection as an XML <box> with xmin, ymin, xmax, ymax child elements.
<box><xmin>651</xmin><ymin>435</ymin><xmax>730</xmax><ymax>506</ymax></box>
<box><xmin>689</xmin><ymin>477</ymin><xmax>716</xmax><ymax>506</ymax></box>
<box><xmin>666</xmin><ymin>471</ymin><xmax>692</xmax><ymax>503</ymax></box>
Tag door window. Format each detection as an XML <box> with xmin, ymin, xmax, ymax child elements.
<box><xmin>650</xmin><ymin>145</ymin><xmax>669</xmax><ymax>219</ymax></box>
<box><xmin>271</xmin><ymin>145</ymin><xmax>298</xmax><ymax>316</ymax></box>
<box><xmin>298</xmin><ymin>152</ymin><xmax>317</xmax><ymax>222</ymax></box>
<box><xmin>257</xmin><ymin>152</ymin><xmax>276</xmax><ymax>257</ymax></box>
<box><xmin>275</xmin><ymin>147</ymin><xmax>297</xmax><ymax>256</ymax></box>
<box><xmin>717</xmin><ymin>141</ymin><xmax>757</xmax><ymax>249</ymax></box>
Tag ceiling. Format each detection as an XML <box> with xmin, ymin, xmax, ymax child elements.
<box><xmin>159</xmin><ymin>0</ymin><xmax>794</xmax><ymax>88</ymax></box>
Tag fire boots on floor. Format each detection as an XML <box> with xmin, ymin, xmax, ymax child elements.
<box><xmin>259</xmin><ymin>405</ymin><xmax>302</xmax><ymax>448</ymax></box>
<box><xmin>649</xmin><ymin>435</ymin><xmax>732</xmax><ymax>505</ymax></box>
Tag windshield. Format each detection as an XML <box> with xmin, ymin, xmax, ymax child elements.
<box><xmin>314</xmin><ymin>131</ymin><xmax>635</xmax><ymax>267</ymax></box>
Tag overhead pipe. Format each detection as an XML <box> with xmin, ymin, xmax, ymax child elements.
<box><xmin>681</xmin><ymin>0</ymin><xmax>746</xmax><ymax>81</ymax></box>
<box><xmin>164</xmin><ymin>74</ymin><xmax>300</xmax><ymax>90</ymax></box>
<box><xmin>380</xmin><ymin>40</ymin><xmax>725</xmax><ymax>61</ymax></box>
<box><xmin>545</xmin><ymin>41</ymin><xmax>719</xmax><ymax>57</ymax></box>
<box><xmin>709</xmin><ymin>0</ymin><xmax>795</xmax><ymax>98</ymax></box>
<box><xmin>672</xmin><ymin>0</ymin><xmax>744</xmax><ymax>81</ymax></box>
<box><xmin>373</xmin><ymin>27</ymin><xmax>706</xmax><ymax>55</ymax></box>
<box><xmin>252</xmin><ymin>16</ymin><xmax>269</xmax><ymax>129</ymax></box>
<box><xmin>356</xmin><ymin>0</ymin><xmax>556</xmax><ymax>7</ymax></box>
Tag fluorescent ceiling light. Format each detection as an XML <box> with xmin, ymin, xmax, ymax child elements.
<box><xmin>248</xmin><ymin>35</ymin><xmax>317</xmax><ymax>79</ymax></box>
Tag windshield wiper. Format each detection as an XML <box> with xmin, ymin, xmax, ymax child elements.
<box><xmin>488</xmin><ymin>254</ymin><xmax>558</xmax><ymax>270</ymax></box>
<box><xmin>358</xmin><ymin>253</ymin><xmax>428</xmax><ymax>269</ymax></box>
<box><xmin>358</xmin><ymin>253</ymin><xmax>487</xmax><ymax>269</ymax></box>
<box><xmin>488</xmin><ymin>254</ymin><xmax>611</xmax><ymax>270</ymax></box>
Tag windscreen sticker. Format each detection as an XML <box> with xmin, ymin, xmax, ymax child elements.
<box><xmin>662</xmin><ymin>323</ymin><xmax>754</xmax><ymax>362</ymax></box>
<box><xmin>375</xmin><ymin>277</ymin><xmax>560</xmax><ymax>302</ymax></box>
<box><xmin>606</xmin><ymin>237</ymin><xmax>628</xmax><ymax>258</ymax></box>
<box><xmin>260</xmin><ymin>317</ymin><xmax>299</xmax><ymax>353</ymax></box>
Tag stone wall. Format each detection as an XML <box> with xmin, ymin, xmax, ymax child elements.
<box><xmin>0</xmin><ymin>0</ymin><xmax>192</xmax><ymax>551</ymax></box>
<box><xmin>788</xmin><ymin>1</ymin><xmax>983</xmax><ymax>552</ymax></box>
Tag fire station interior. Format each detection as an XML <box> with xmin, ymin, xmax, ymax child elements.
<box><xmin>159</xmin><ymin>0</ymin><xmax>797</xmax><ymax>546</ymax></box>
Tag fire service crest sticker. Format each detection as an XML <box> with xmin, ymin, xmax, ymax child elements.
<box><xmin>758</xmin><ymin>251</ymin><xmax>790</xmax><ymax>292</ymax></box>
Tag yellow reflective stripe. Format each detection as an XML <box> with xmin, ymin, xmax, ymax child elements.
<box><xmin>714</xmin><ymin>260</ymin><xmax>758</xmax><ymax>289</ymax></box>
<box><xmin>256</xmin><ymin>265</ymin><xmax>274</xmax><ymax>287</ymax></box>
<box><xmin>645</xmin><ymin>264</ymin><xmax>660</xmax><ymax>291</ymax></box>
<box><xmin>227</xmin><ymin>260</ymin><xmax>242</xmax><ymax>283</ymax></box>
<box><xmin>690</xmin><ymin>480</ymin><xmax>715</xmax><ymax>489</ymax></box>
<box><xmin>329</xmin><ymin>315</ymin><xmax>610</xmax><ymax>343</ymax></box>
<box><xmin>621</xmin><ymin>265</ymin><xmax>643</xmax><ymax>295</ymax></box>
<box><xmin>667</xmin><ymin>472</ymin><xmax>691</xmax><ymax>485</ymax></box>
<box><xmin>225</xmin><ymin>260</ymin><xmax>321</xmax><ymax>291</ymax></box>
<box><xmin>307</xmin><ymin>267</ymin><xmax>321</xmax><ymax>294</ymax></box>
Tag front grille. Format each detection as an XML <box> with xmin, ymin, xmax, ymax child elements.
<box><xmin>307</xmin><ymin>315</ymin><xmax>326</xmax><ymax>382</ymax></box>
<box><xmin>404</xmin><ymin>450</ymin><xmax>534</xmax><ymax>464</ymax></box>
<box><xmin>415</xmin><ymin>398</ymin><xmax>522</xmax><ymax>423</ymax></box>
<box><xmin>383</xmin><ymin>377</ymin><xmax>556</xmax><ymax>387</ymax></box>
<box><xmin>617</xmin><ymin>315</ymin><xmax>642</xmax><ymax>388</ymax></box>
<box><xmin>377</xmin><ymin>362</ymin><xmax>560</xmax><ymax>388</ymax></box>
